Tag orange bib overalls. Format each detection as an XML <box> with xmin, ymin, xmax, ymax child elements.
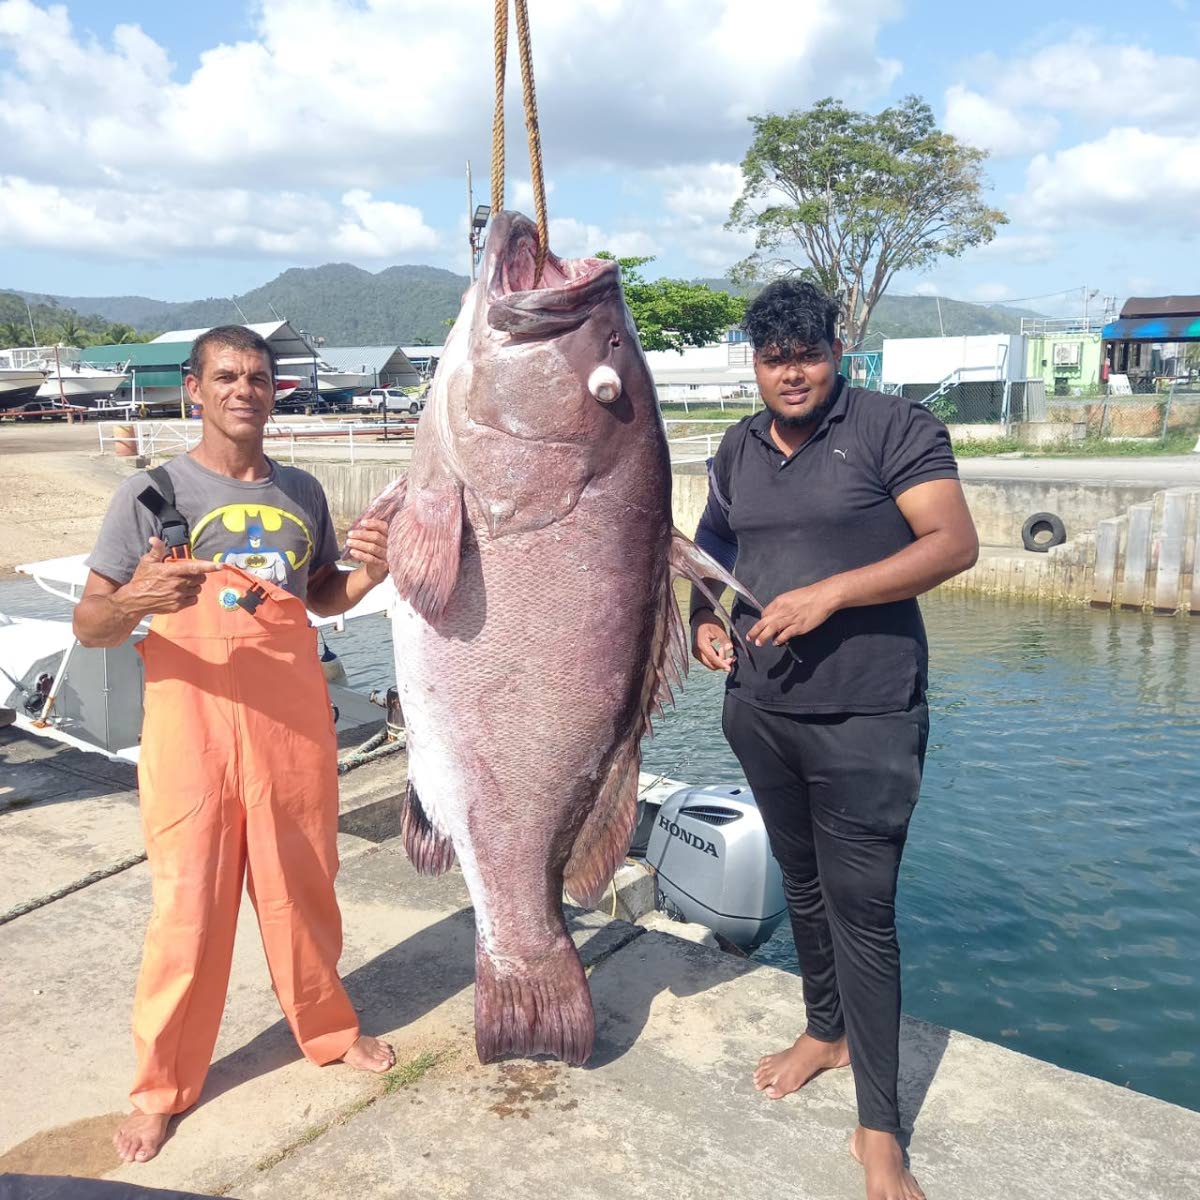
<box><xmin>130</xmin><ymin>565</ymin><xmax>358</xmax><ymax>1115</ymax></box>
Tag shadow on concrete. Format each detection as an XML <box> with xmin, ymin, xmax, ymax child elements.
<box><xmin>198</xmin><ymin>907</ymin><xmax>480</xmax><ymax>1107</ymax></box>
<box><xmin>0</xmin><ymin>728</ymin><xmax>138</xmax><ymax>811</ymax></box>
<box><xmin>196</xmin><ymin>904</ymin><xmax>666</xmax><ymax>1110</ymax></box>
<box><xmin>0</xmin><ymin>1177</ymin><xmax>224</xmax><ymax>1200</ymax></box>
<box><xmin>586</xmin><ymin>932</ymin><xmax>757</xmax><ymax>1070</ymax></box>
<box><xmin>898</xmin><ymin>1015</ymin><xmax>952</xmax><ymax>1143</ymax></box>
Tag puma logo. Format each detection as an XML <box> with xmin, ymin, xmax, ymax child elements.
<box><xmin>833</xmin><ymin>448</ymin><xmax>848</xmax><ymax>460</ymax></box>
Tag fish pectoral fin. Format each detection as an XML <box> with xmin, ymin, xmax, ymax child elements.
<box><xmin>344</xmin><ymin>476</ymin><xmax>408</xmax><ymax>555</ymax></box>
<box><xmin>389</xmin><ymin>482</ymin><xmax>464</xmax><ymax>622</ymax></box>
<box><xmin>401</xmin><ymin>781</ymin><xmax>456</xmax><ymax>875</ymax></box>
<box><xmin>563</xmin><ymin>741</ymin><xmax>640</xmax><ymax>908</ymax></box>
<box><xmin>668</xmin><ymin>528</ymin><xmax>760</xmax><ymax>654</ymax></box>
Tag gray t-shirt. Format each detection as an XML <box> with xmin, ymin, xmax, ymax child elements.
<box><xmin>88</xmin><ymin>454</ymin><xmax>339</xmax><ymax>600</ymax></box>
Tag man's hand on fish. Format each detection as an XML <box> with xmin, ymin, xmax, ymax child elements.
<box><xmin>691</xmin><ymin>610</ymin><xmax>735</xmax><ymax>673</ymax></box>
<box><xmin>344</xmin><ymin>518</ymin><xmax>391</xmax><ymax>584</ymax></box>
<box><xmin>747</xmin><ymin>580</ymin><xmax>840</xmax><ymax>647</ymax></box>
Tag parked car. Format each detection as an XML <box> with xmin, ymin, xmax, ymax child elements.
<box><xmin>10</xmin><ymin>399</ymin><xmax>78</xmax><ymax>422</ymax></box>
<box><xmin>365</xmin><ymin>388</ymin><xmax>425</xmax><ymax>415</ymax></box>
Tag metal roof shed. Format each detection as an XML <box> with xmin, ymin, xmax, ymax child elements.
<box><xmin>85</xmin><ymin>341</ymin><xmax>193</xmax><ymax>390</ymax></box>
<box><xmin>149</xmin><ymin>321</ymin><xmax>319</xmax><ymax>360</ymax></box>
<box><xmin>320</xmin><ymin>346</ymin><xmax>421</xmax><ymax>387</ymax></box>
<box><xmin>1101</xmin><ymin>296</ymin><xmax>1200</xmax><ymax>385</ymax></box>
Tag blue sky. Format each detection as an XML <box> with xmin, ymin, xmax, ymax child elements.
<box><xmin>1</xmin><ymin>0</ymin><xmax>1198</xmax><ymax>319</ymax></box>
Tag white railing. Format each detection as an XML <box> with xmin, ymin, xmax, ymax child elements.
<box><xmin>657</xmin><ymin>420</ymin><xmax>729</xmax><ymax>460</ymax></box>
<box><xmin>1019</xmin><ymin>316</ymin><xmax>1106</xmax><ymax>335</ymax></box>
<box><xmin>96</xmin><ymin>416</ymin><xmax>418</xmax><ymax>465</ymax></box>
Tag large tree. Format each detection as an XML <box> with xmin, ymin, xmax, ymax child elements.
<box><xmin>598</xmin><ymin>253</ymin><xmax>745</xmax><ymax>353</ymax></box>
<box><xmin>728</xmin><ymin>96</ymin><xmax>1006</xmax><ymax>348</ymax></box>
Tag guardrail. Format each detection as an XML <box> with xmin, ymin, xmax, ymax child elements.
<box><xmin>661</xmin><ymin>417</ymin><xmax>742</xmax><ymax>463</ymax></box>
<box><xmin>96</xmin><ymin>416</ymin><xmax>418</xmax><ymax>465</ymax></box>
<box><xmin>96</xmin><ymin>414</ymin><xmax>735</xmax><ymax>468</ymax></box>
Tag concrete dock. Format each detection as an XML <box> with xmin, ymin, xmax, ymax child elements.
<box><xmin>2</xmin><ymin>725</ymin><xmax>1199</xmax><ymax>1200</ymax></box>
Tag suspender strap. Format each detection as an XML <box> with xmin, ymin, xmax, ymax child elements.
<box><xmin>136</xmin><ymin>465</ymin><xmax>193</xmax><ymax>559</ymax></box>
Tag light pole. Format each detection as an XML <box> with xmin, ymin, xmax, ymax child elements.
<box><xmin>466</xmin><ymin>160</ymin><xmax>492</xmax><ymax>282</ymax></box>
<box><xmin>469</xmin><ymin>204</ymin><xmax>491</xmax><ymax>281</ymax></box>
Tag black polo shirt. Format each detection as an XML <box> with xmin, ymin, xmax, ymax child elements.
<box><xmin>694</xmin><ymin>376</ymin><xmax>959</xmax><ymax>715</ymax></box>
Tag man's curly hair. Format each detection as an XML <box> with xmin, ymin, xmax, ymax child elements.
<box><xmin>742</xmin><ymin>279</ymin><xmax>840</xmax><ymax>356</ymax></box>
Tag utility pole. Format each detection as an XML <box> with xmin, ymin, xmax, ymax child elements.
<box><xmin>467</xmin><ymin>160</ymin><xmax>476</xmax><ymax>282</ymax></box>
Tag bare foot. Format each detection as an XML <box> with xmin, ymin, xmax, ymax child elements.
<box><xmin>753</xmin><ymin>1032</ymin><xmax>850</xmax><ymax>1099</ymax></box>
<box><xmin>850</xmin><ymin>1126</ymin><xmax>925</xmax><ymax>1200</ymax></box>
<box><xmin>113</xmin><ymin>1111</ymin><xmax>170</xmax><ymax>1163</ymax></box>
<box><xmin>340</xmin><ymin>1034</ymin><xmax>396</xmax><ymax>1073</ymax></box>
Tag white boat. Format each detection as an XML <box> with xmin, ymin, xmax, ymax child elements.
<box><xmin>1</xmin><ymin>554</ymin><xmax>398</xmax><ymax>763</ymax></box>
<box><xmin>276</xmin><ymin>357</ymin><xmax>374</xmax><ymax>398</ymax></box>
<box><xmin>0</xmin><ymin>349</ymin><xmax>47</xmax><ymax>408</ymax></box>
<box><xmin>35</xmin><ymin>349</ymin><xmax>130</xmax><ymax>406</ymax></box>
<box><xmin>275</xmin><ymin>375</ymin><xmax>303</xmax><ymax>403</ymax></box>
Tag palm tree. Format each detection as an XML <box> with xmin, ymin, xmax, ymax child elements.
<box><xmin>0</xmin><ymin>319</ymin><xmax>26</xmax><ymax>348</ymax></box>
<box><xmin>56</xmin><ymin>317</ymin><xmax>86</xmax><ymax>348</ymax></box>
<box><xmin>105</xmin><ymin>323</ymin><xmax>140</xmax><ymax>345</ymax></box>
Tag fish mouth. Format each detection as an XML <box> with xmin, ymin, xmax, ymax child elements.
<box><xmin>484</xmin><ymin>211</ymin><xmax>619</xmax><ymax>337</ymax></box>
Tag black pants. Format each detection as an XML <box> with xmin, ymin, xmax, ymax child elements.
<box><xmin>722</xmin><ymin>693</ymin><xmax>929</xmax><ymax>1135</ymax></box>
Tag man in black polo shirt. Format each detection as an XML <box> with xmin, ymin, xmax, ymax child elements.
<box><xmin>690</xmin><ymin>279</ymin><xmax>977</xmax><ymax>1200</ymax></box>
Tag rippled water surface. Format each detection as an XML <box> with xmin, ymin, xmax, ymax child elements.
<box><xmin>2</xmin><ymin>578</ymin><xmax>1196</xmax><ymax>1109</ymax></box>
<box><xmin>642</xmin><ymin>593</ymin><xmax>1200</xmax><ymax>1112</ymax></box>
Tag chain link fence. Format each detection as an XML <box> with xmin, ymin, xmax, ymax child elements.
<box><xmin>900</xmin><ymin>381</ymin><xmax>1007</xmax><ymax>423</ymax></box>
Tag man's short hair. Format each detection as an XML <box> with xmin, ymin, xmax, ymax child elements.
<box><xmin>743</xmin><ymin>279</ymin><xmax>840</xmax><ymax>355</ymax></box>
<box><xmin>189</xmin><ymin>325</ymin><xmax>277</xmax><ymax>380</ymax></box>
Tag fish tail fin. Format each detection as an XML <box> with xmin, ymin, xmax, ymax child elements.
<box><xmin>474</xmin><ymin>936</ymin><xmax>594</xmax><ymax>1067</ymax></box>
<box><xmin>401</xmin><ymin>781</ymin><xmax>456</xmax><ymax>875</ymax></box>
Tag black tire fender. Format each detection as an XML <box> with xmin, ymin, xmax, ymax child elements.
<box><xmin>1022</xmin><ymin>511</ymin><xmax>1066</xmax><ymax>553</ymax></box>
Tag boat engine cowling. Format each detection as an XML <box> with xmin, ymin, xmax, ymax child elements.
<box><xmin>643</xmin><ymin>784</ymin><xmax>787</xmax><ymax>953</ymax></box>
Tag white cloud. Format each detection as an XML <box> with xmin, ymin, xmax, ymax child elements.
<box><xmin>511</xmin><ymin>178</ymin><xmax>557</xmax><ymax>214</ymax></box>
<box><xmin>968</xmin><ymin>282</ymin><xmax>1012</xmax><ymax>302</ymax></box>
<box><xmin>547</xmin><ymin>216</ymin><xmax>659</xmax><ymax>260</ymax></box>
<box><xmin>973</xmin><ymin>233</ymin><xmax>1058</xmax><ymax>266</ymax></box>
<box><xmin>989</xmin><ymin>40</ymin><xmax>1200</xmax><ymax>131</ymax></box>
<box><xmin>1021</xmin><ymin>127</ymin><xmax>1200</xmax><ymax>229</ymax></box>
<box><xmin>656</xmin><ymin>163</ymin><xmax>744</xmax><ymax>224</ymax></box>
<box><xmin>0</xmin><ymin>0</ymin><xmax>905</xmax><ymax>190</ymax></box>
<box><xmin>0</xmin><ymin>176</ymin><xmax>440</xmax><ymax>260</ymax></box>
<box><xmin>942</xmin><ymin>86</ymin><xmax>1058</xmax><ymax>158</ymax></box>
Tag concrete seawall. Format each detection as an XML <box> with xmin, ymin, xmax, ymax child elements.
<box><xmin>309</xmin><ymin>462</ymin><xmax>1199</xmax><ymax>614</ymax></box>
<box><xmin>668</xmin><ymin>465</ymin><xmax>1165</xmax><ymax>551</ymax></box>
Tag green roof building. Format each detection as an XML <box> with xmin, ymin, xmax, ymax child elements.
<box><xmin>85</xmin><ymin>341</ymin><xmax>193</xmax><ymax>409</ymax></box>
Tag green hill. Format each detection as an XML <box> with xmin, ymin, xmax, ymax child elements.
<box><xmin>691</xmin><ymin>278</ymin><xmax>1044</xmax><ymax>341</ymax></box>
<box><xmin>14</xmin><ymin>263</ymin><xmax>469</xmax><ymax>346</ymax></box>
<box><xmin>12</xmin><ymin>266</ymin><xmax>1045</xmax><ymax>347</ymax></box>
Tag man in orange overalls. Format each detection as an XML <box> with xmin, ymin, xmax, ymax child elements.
<box><xmin>74</xmin><ymin>325</ymin><xmax>396</xmax><ymax>1163</ymax></box>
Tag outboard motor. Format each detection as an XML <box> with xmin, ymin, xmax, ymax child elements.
<box><xmin>641</xmin><ymin>783</ymin><xmax>786</xmax><ymax>953</ymax></box>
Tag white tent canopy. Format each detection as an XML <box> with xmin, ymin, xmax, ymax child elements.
<box><xmin>150</xmin><ymin>321</ymin><xmax>320</xmax><ymax>361</ymax></box>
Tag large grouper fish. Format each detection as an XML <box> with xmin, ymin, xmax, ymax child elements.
<box><xmin>352</xmin><ymin>211</ymin><xmax>750</xmax><ymax>1066</ymax></box>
